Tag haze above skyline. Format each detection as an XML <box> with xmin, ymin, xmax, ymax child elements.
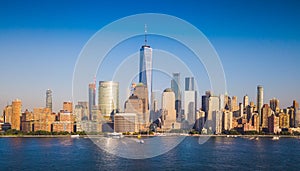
<box><xmin>0</xmin><ymin>0</ymin><xmax>300</xmax><ymax>112</ymax></box>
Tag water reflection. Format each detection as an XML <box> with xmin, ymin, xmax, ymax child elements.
<box><xmin>90</xmin><ymin>136</ymin><xmax>186</xmax><ymax>159</ymax></box>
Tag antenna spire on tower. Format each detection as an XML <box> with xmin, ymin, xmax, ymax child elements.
<box><xmin>144</xmin><ymin>24</ymin><xmax>147</xmax><ymax>45</ymax></box>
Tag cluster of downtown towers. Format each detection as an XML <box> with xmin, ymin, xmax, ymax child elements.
<box><xmin>3</xmin><ymin>40</ymin><xmax>299</xmax><ymax>134</ymax></box>
<box><xmin>66</xmin><ymin>39</ymin><xmax>300</xmax><ymax>134</ymax></box>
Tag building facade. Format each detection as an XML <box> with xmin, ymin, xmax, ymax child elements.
<box><xmin>98</xmin><ymin>81</ymin><xmax>119</xmax><ymax>121</ymax></box>
<box><xmin>114</xmin><ymin>113</ymin><xmax>138</xmax><ymax>133</ymax></box>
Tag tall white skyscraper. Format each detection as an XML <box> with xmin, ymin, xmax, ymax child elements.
<box><xmin>139</xmin><ymin>26</ymin><xmax>152</xmax><ymax>110</ymax></box>
<box><xmin>184</xmin><ymin>77</ymin><xmax>197</xmax><ymax>124</ymax></box>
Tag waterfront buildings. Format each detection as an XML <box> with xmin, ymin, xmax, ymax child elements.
<box><xmin>114</xmin><ymin>113</ymin><xmax>138</xmax><ymax>133</ymax></box>
<box><xmin>31</xmin><ymin>107</ymin><xmax>55</xmax><ymax>132</ymax></box>
<box><xmin>98</xmin><ymin>81</ymin><xmax>119</xmax><ymax>121</ymax></box>
<box><xmin>52</xmin><ymin>110</ymin><xmax>74</xmax><ymax>132</ymax></box>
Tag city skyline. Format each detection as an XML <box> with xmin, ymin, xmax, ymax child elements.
<box><xmin>1</xmin><ymin>0</ymin><xmax>300</xmax><ymax>111</ymax></box>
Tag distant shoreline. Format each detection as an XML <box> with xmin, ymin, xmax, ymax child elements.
<box><xmin>0</xmin><ymin>134</ymin><xmax>300</xmax><ymax>138</ymax></box>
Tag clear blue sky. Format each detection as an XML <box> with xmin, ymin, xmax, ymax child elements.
<box><xmin>0</xmin><ymin>0</ymin><xmax>300</xmax><ymax>112</ymax></box>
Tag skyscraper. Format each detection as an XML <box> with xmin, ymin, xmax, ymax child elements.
<box><xmin>46</xmin><ymin>89</ymin><xmax>52</xmax><ymax>112</ymax></box>
<box><xmin>202</xmin><ymin>91</ymin><xmax>211</xmax><ymax>117</ymax></box>
<box><xmin>139</xmin><ymin>28</ymin><xmax>152</xmax><ymax>110</ymax></box>
<box><xmin>207</xmin><ymin>96</ymin><xmax>220</xmax><ymax>134</ymax></box>
<box><xmin>98</xmin><ymin>81</ymin><xmax>119</xmax><ymax>121</ymax></box>
<box><xmin>88</xmin><ymin>82</ymin><xmax>96</xmax><ymax>120</ymax></box>
<box><xmin>161</xmin><ymin>88</ymin><xmax>177</xmax><ymax>129</ymax></box>
<box><xmin>261</xmin><ymin>104</ymin><xmax>272</xmax><ymax>130</ymax></box>
<box><xmin>171</xmin><ymin>73</ymin><xmax>181</xmax><ymax>100</ymax></box>
<box><xmin>257</xmin><ymin>85</ymin><xmax>264</xmax><ymax>126</ymax></box>
<box><xmin>124</xmin><ymin>83</ymin><xmax>149</xmax><ymax>127</ymax></box>
<box><xmin>184</xmin><ymin>77</ymin><xmax>197</xmax><ymax>124</ymax></box>
<box><xmin>270</xmin><ymin>98</ymin><xmax>280</xmax><ymax>113</ymax></box>
<box><xmin>185</xmin><ymin>77</ymin><xmax>195</xmax><ymax>91</ymax></box>
<box><xmin>243</xmin><ymin>95</ymin><xmax>249</xmax><ymax>109</ymax></box>
<box><xmin>12</xmin><ymin>99</ymin><xmax>22</xmax><ymax>130</ymax></box>
<box><xmin>231</xmin><ymin>96</ymin><xmax>238</xmax><ymax>111</ymax></box>
<box><xmin>293</xmin><ymin>100</ymin><xmax>299</xmax><ymax>127</ymax></box>
<box><xmin>171</xmin><ymin>73</ymin><xmax>181</xmax><ymax>119</ymax></box>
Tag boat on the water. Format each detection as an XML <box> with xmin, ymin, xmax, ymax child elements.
<box><xmin>106</xmin><ymin>132</ymin><xmax>124</xmax><ymax>139</ymax></box>
<box><xmin>71</xmin><ymin>135</ymin><xmax>80</xmax><ymax>138</ymax></box>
